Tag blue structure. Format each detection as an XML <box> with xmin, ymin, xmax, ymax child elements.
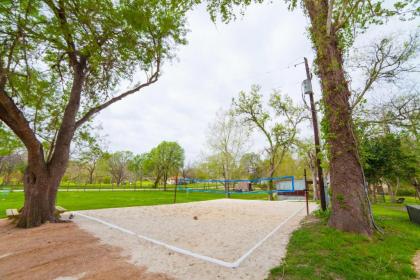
<box><xmin>176</xmin><ymin>176</ymin><xmax>295</xmax><ymax>195</ymax></box>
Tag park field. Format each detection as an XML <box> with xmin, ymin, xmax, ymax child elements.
<box><xmin>0</xmin><ymin>191</ymin><xmax>268</xmax><ymax>219</ymax></box>
<box><xmin>269</xmin><ymin>196</ymin><xmax>420</xmax><ymax>280</ymax></box>
<box><xmin>1</xmin><ymin>192</ymin><xmax>419</xmax><ymax>279</ymax></box>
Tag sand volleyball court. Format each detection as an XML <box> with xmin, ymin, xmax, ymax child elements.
<box><xmin>73</xmin><ymin>199</ymin><xmax>316</xmax><ymax>279</ymax></box>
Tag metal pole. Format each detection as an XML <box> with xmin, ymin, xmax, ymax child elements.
<box><xmin>304</xmin><ymin>57</ymin><xmax>327</xmax><ymax>211</ymax></box>
<box><xmin>304</xmin><ymin>169</ymin><xmax>309</xmax><ymax>216</ymax></box>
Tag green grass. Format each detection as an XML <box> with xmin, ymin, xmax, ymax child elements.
<box><xmin>5</xmin><ymin>191</ymin><xmax>416</xmax><ymax>279</ymax></box>
<box><xmin>269</xmin><ymin>196</ymin><xmax>420</xmax><ymax>280</ymax></box>
<box><xmin>0</xmin><ymin>190</ymin><xmax>269</xmax><ymax>218</ymax></box>
<box><xmin>0</xmin><ymin>181</ymin><xmax>268</xmax><ymax>191</ymax></box>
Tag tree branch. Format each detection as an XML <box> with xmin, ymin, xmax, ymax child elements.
<box><xmin>350</xmin><ymin>34</ymin><xmax>419</xmax><ymax>110</ymax></box>
<box><xmin>0</xmin><ymin>91</ymin><xmax>42</xmax><ymax>154</ymax></box>
<box><xmin>75</xmin><ymin>59</ymin><xmax>161</xmax><ymax>129</ymax></box>
<box><xmin>43</xmin><ymin>0</ymin><xmax>78</xmax><ymax>67</ymax></box>
<box><xmin>326</xmin><ymin>0</ymin><xmax>335</xmax><ymax>35</ymax></box>
<box><xmin>335</xmin><ymin>0</ymin><xmax>364</xmax><ymax>32</ymax></box>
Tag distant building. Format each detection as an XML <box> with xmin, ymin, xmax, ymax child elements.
<box><xmin>276</xmin><ymin>179</ymin><xmax>305</xmax><ymax>196</ymax></box>
<box><xmin>234</xmin><ymin>182</ymin><xmax>253</xmax><ymax>192</ymax></box>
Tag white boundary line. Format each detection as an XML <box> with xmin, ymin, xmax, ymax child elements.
<box><xmin>232</xmin><ymin>205</ymin><xmax>305</xmax><ymax>267</ymax></box>
<box><xmin>75</xmin><ymin>204</ymin><xmax>305</xmax><ymax>269</ymax></box>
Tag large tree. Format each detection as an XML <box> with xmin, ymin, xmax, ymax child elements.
<box><xmin>361</xmin><ymin>133</ymin><xmax>417</xmax><ymax>202</ymax></box>
<box><xmin>357</xmin><ymin>93</ymin><xmax>419</xmax><ymax>200</ymax></box>
<box><xmin>233</xmin><ymin>85</ymin><xmax>305</xmax><ymax>200</ymax></box>
<box><xmin>128</xmin><ymin>153</ymin><xmax>149</xmax><ymax>187</ymax></box>
<box><xmin>0</xmin><ymin>0</ymin><xmax>191</xmax><ymax>227</ymax></box>
<box><xmin>146</xmin><ymin>141</ymin><xmax>184</xmax><ymax>190</ymax></box>
<box><xmin>207</xmin><ymin>109</ymin><xmax>250</xmax><ymax>192</ymax></box>
<box><xmin>206</xmin><ymin>0</ymin><xmax>418</xmax><ymax>235</ymax></box>
<box><xmin>347</xmin><ymin>33</ymin><xmax>419</xmax><ymax>111</ymax></box>
<box><xmin>78</xmin><ymin>131</ymin><xmax>107</xmax><ymax>184</ymax></box>
<box><xmin>108</xmin><ymin>151</ymin><xmax>133</xmax><ymax>186</ymax></box>
<box><xmin>296</xmin><ymin>139</ymin><xmax>319</xmax><ymax>200</ymax></box>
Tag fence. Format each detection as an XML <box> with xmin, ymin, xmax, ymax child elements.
<box><xmin>0</xmin><ymin>182</ymin><xmax>182</xmax><ymax>192</ymax></box>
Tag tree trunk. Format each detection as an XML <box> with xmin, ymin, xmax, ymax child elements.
<box><xmin>16</xmin><ymin>154</ymin><xmax>65</xmax><ymax>228</ymax></box>
<box><xmin>163</xmin><ymin>173</ymin><xmax>167</xmax><ymax>191</ymax></box>
<box><xmin>268</xmin><ymin>165</ymin><xmax>275</xmax><ymax>201</ymax></box>
<box><xmin>311</xmin><ymin>167</ymin><xmax>318</xmax><ymax>200</ymax></box>
<box><xmin>153</xmin><ymin>175</ymin><xmax>160</xmax><ymax>188</ymax></box>
<box><xmin>304</xmin><ymin>0</ymin><xmax>374</xmax><ymax>235</ymax></box>
<box><xmin>88</xmin><ymin>168</ymin><xmax>94</xmax><ymax>184</ymax></box>
<box><xmin>17</xmin><ymin>167</ymin><xmax>51</xmax><ymax>228</ymax></box>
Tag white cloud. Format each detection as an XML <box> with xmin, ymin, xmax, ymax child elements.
<box><xmin>95</xmin><ymin>2</ymin><xmax>419</xmax><ymax>161</ymax></box>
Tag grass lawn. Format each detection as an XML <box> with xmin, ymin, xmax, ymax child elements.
<box><xmin>269</xmin><ymin>196</ymin><xmax>420</xmax><ymax>280</ymax></box>
<box><xmin>0</xmin><ymin>191</ymin><xmax>269</xmax><ymax>219</ymax></box>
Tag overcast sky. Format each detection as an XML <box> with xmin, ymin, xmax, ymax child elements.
<box><xmin>95</xmin><ymin>2</ymin><xmax>419</xmax><ymax>162</ymax></box>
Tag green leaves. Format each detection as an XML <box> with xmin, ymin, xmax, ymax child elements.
<box><xmin>232</xmin><ymin>85</ymin><xmax>305</xmax><ymax>175</ymax></box>
<box><xmin>147</xmin><ymin>141</ymin><xmax>185</xmax><ymax>174</ymax></box>
<box><xmin>128</xmin><ymin>153</ymin><xmax>149</xmax><ymax>178</ymax></box>
<box><xmin>361</xmin><ymin>133</ymin><xmax>416</xmax><ymax>184</ymax></box>
<box><xmin>0</xmin><ymin>123</ymin><xmax>23</xmax><ymax>156</ymax></box>
<box><xmin>1</xmin><ymin>0</ymin><xmax>192</xmax><ymax>155</ymax></box>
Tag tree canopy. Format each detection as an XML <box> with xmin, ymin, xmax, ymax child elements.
<box><xmin>0</xmin><ymin>0</ymin><xmax>193</xmax><ymax>227</ymax></box>
<box><xmin>1</xmin><ymin>0</ymin><xmax>190</xmax><ymax>154</ymax></box>
<box><xmin>146</xmin><ymin>141</ymin><xmax>184</xmax><ymax>189</ymax></box>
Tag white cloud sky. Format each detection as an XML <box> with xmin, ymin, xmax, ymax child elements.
<box><xmin>95</xmin><ymin>2</ymin><xmax>419</xmax><ymax>162</ymax></box>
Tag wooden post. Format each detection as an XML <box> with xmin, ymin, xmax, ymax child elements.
<box><xmin>304</xmin><ymin>169</ymin><xmax>309</xmax><ymax>216</ymax></box>
<box><xmin>304</xmin><ymin>57</ymin><xmax>326</xmax><ymax>211</ymax></box>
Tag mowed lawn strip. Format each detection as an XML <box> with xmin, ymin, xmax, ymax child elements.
<box><xmin>269</xmin><ymin>197</ymin><xmax>420</xmax><ymax>280</ymax></box>
<box><xmin>0</xmin><ymin>191</ymin><xmax>269</xmax><ymax>219</ymax></box>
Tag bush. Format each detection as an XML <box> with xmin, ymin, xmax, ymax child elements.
<box><xmin>396</xmin><ymin>188</ymin><xmax>416</xmax><ymax>196</ymax></box>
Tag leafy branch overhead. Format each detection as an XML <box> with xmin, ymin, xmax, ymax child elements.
<box><xmin>206</xmin><ymin>0</ymin><xmax>419</xmax><ymax>48</ymax></box>
<box><xmin>0</xmin><ymin>0</ymin><xmax>192</xmax><ymax>228</ymax></box>
<box><xmin>0</xmin><ymin>0</ymin><xmax>189</xmax><ymax>158</ymax></box>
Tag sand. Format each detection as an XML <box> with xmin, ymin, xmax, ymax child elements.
<box><xmin>74</xmin><ymin>199</ymin><xmax>317</xmax><ymax>279</ymax></box>
<box><xmin>414</xmin><ymin>251</ymin><xmax>420</xmax><ymax>279</ymax></box>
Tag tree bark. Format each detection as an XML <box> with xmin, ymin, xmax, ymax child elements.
<box><xmin>87</xmin><ymin>164</ymin><xmax>95</xmax><ymax>184</ymax></box>
<box><xmin>304</xmin><ymin>0</ymin><xmax>374</xmax><ymax>235</ymax></box>
<box><xmin>268</xmin><ymin>162</ymin><xmax>275</xmax><ymax>201</ymax></box>
<box><xmin>153</xmin><ymin>175</ymin><xmax>161</xmax><ymax>188</ymax></box>
<box><xmin>11</xmin><ymin>59</ymin><xmax>86</xmax><ymax>228</ymax></box>
<box><xmin>16</xmin><ymin>148</ymin><xmax>72</xmax><ymax>229</ymax></box>
<box><xmin>312</xmin><ymin>171</ymin><xmax>318</xmax><ymax>200</ymax></box>
<box><xmin>17</xmin><ymin>165</ymin><xmax>51</xmax><ymax>228</ymax></box>
<box><xmin>88</xmin><ymin>170</ymin><xmax>94</xmax><ymax>184</ymax></box>
<box><xmin>163</xmin><ymin>173</ymin><xmax>168</xmax><ymax>191</ymax></box>
<box><xmin>308</xmin><ymin>153</ymin><xmax>319</xmax><ymax>200</ymax></box>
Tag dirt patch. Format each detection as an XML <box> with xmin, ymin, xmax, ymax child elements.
<box><xmin>414</xmin><ymin>251</ymin><xmax>420</xmax><ymax>279</ymax></box>
<box><xmin>0</xmin><ymin>220</ymin><xmax>172</xmax><ymax>280</ymax></box>
<box><xmin>300</xmin><ymin>215</ymin><xmax>320</xmax><ymax>226</ymax></box>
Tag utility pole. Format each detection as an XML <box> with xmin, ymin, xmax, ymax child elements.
<box><xmin>303</xmin><ymin>57</ymin><xmax>327</xmax><ymax>211</ymax></box>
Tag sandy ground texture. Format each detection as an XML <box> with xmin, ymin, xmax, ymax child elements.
<box><xmin>74</xmin><ymin>199</ymin><xmax>317</xmax><ymax>280</ymax></box>
<box><xmin>0</xmin><ymin>220</ymin><xmax>172</xmax><ymax>280</ymax></box>
<box><xmin>414</xmin><ymin>251</ymin><xmax>420</xmax><ymax>279</ymax></box>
